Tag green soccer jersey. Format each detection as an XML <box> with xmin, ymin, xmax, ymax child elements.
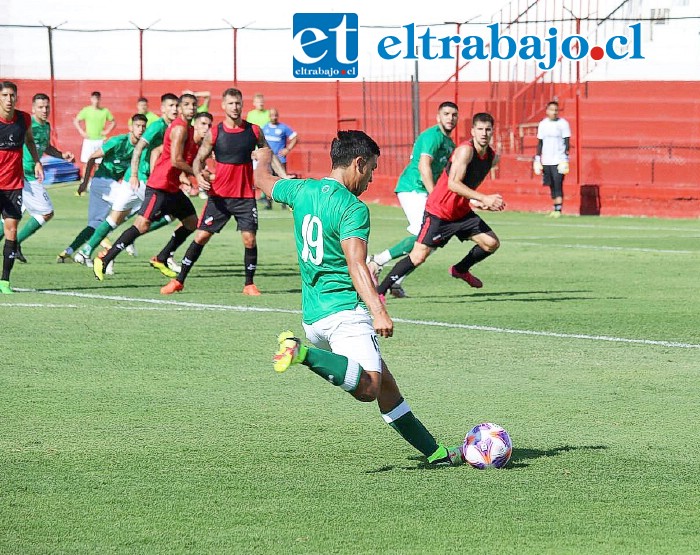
<box><xmin>272</xmin><ymin>177</ymin><xmax>370</xmax><ymax>325</ymax></box>
<box><xmin>23</xmin><ymin>117</ymin><xmax>50</xmax><ymax>179</ymax></box>
<box><xmin>123</xmin><ymin>117</ymin><xmax>168</xmax><ymax>182</ymax></box>
<box><xmin>94</xmin><ymin>133</ymin><xmax>136</xmax><ymax>181</ymax></box>
<box><xmin>76</xmin><ymin>106</ymin><xmax>114</xmax><ymax>140</ymax></box>
<box><xmin>394</xmin><ymin>125</ymin><xmax>455</xmax><ymax>194</ymax></box>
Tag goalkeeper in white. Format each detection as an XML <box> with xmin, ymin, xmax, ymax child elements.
<box><xmin>533</xmin><ymin>100</ymin><xmax>571</xmax><ymax>218</ymax></box>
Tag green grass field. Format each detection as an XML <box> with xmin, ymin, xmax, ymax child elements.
<box><xmin>2</xmin><ymin>184</ymin><xmax>699</xmax><ymax>554</ymax></box>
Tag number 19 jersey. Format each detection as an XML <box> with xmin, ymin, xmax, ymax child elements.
<box><xmin>272</xmin><ymin>177</ymin><xmax>370</xmax><ymax>325</ymax></box>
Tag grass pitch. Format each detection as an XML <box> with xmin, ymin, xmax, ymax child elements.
<box><xmin>1</xmin><ymin>185</ymin><xmax>699</xmax><ymax>554</ymax></box>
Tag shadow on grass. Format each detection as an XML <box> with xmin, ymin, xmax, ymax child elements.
<box><xmin>366</xmin><ymin>445</ymin><xmax>607</xmax><ymax>473</ymax></box>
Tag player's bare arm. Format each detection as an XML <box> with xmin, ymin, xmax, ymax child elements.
<box><xmin>342</xmin><ymin>237</ymin><xmax>393</xmax><ymax>338</ymax></box>
<box><xmin>448</xmin><ymin>146</ymin><xmax>504</xmax><ymax>211</ymax></box>
<box><xmin>77</xmin><ymin>148</ymin><xmax>103</xmax><ymax>194</ymax></box>
<box><xmin>45</xmin><ymin>143</ymin><xmax>74</xmax><ymax>162</ymax></box>
<box><xmin>103</xmin><ymin>119</ymin><xmax>115</xmax><ymax>137</ymax></box>
<box><xmin>25</xmin><ymin>126</ymin><xmax>44</xmax><ymax>183</ymax></box>
<box><xmin>253</xmin><ymin>147</ymin><xmax>282</xmax><ymax>197</ymax></box>
<box><xmin>73</xmin><ymin>117</ymin><xmax>87</xmax><ymax>138</ymax></box>
<box><xmin>259</xmin><ymin>133</ymin><xmax>292</xmax><ymax>178</ymax></box>
<box><xmin>129</xmin><ymin>138</ymin><xmax>149</xmax><ymax>189</ymax></box>
<box><xmin>193</xmin><ymin>131</ymin><xmax>214</xmax><ymax>191</ymax></box>
<box><xmin>169</xmin><ymin>125</ymin><xmax>194</xmax><ymax>176</ymax></box>
<box><xmin>149</xmin><ymin>145</ymin><xmax>163</xmax><ymax>171</ymax></box>
<box><xmin>417</xmin><ymin>154</ymin><xmax>435</xmax><ymax>193</ymax></box>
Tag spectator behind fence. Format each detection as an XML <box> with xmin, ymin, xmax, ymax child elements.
<box><xmin>533</xmin><ymin>100</ymin><xmax>571</xmax><ymax>218</ymax></box>
<box><xmin>261</xmin><ymin>107</ymin><xmax>297</xmax><ymax>210</ymax></box>
<box><xmin>128</xmin><ymin>97</ymin><xmax>160</xmax><ymax>128</ymax></box>
<box><xmin>73</xmin><ymin>91</ymin><xmax>115</xmax><ymax>168</ymax></box>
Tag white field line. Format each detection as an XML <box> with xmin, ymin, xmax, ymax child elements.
<box><xmin>508</xmin><ymin>241</ymin><xmax>694</xmax><ymax>254</ymax></box>
<box><xmin>12</xmin><ymin>289</ymin><xmax>700</xmax><ymax>350</ymax></box>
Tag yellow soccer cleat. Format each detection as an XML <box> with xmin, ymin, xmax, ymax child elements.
<box><xmin>149</xmin><ymin>257</ymin><xmax>177</xmax><ymax>278</ymax></box>
<box><xmin>93</xmin><ymin>256</ymin><xmax>106</xmax><ymax>281</ymax></box>
<box><xmin>273</xmin><ymin>331</ymin><xmax>307</xmax><ymax>373</ymax></box>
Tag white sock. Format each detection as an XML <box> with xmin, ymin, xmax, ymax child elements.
<box><xmin>374</xmin><ymin>250</ymin><xmax>392</xmax><ymax>266</ymax></box>
<box><xmin>106</xmin><ymin>216</ymin><xmax>118</xmax><ymax>229</ymax></box>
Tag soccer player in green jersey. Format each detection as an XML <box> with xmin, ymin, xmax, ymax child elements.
<box><xmin>367</xmin><ymin>101</ymin><xmax>458</xmax><ymax>298</ymax></box>
<box><xmin>0</xmin><ymin>93</ymin><xmax>74</xmax><ymax>262</ymax></box>
<box><xmin>57</xmin><ymin>115</ymin><xmax>147</xmax><ymax>266</ymax></box>
<box><xmin>253</xmin><ymin>134</ymin><xmax>464</xmax><ymax>466</ymax></box>
<box><xmin>72</xmin><ymin>93</ymin><xmax>180</xmax><ymax>267</ymax></box>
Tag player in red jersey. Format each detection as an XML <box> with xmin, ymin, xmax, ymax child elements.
<box><xmin>0</xmin><ymin>81</ymin><xmax>43</xmax><ymax>293</ymax></box>
<box><xmin>376</xmin><ymin>113</ymin><xmax>504</xmax><ymax>297</ymax></box>
<box><xmin>93</xmin><ymin>94</ymin><xmax>212</xmax><ymax>281</ymax></box>
<box><xmin>161</xmin><ymin>87</ymin><xmax>290</xmax><ymax>296</ymax></box>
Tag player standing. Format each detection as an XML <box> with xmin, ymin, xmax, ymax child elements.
<box><xmin>0</xmin><ymin>93</ymin><xmax>74</xmax><ymax>263</ymax></box>
<box><xmin>161</xmin><ymin>88</ymin><xmax>289</xmax><ymax>296</ymax></box>
<box><xmin>253</xmin><ymin>134</ymin><xmax>464</xmax><ymax>466</ymax></box>
<box><xmin>533</xmin><ymin>101</ymin><xmax>571</xmax><ymax>217</ymax></box>
<box><xmin>0</xmin><ymin>81</ymin><xmax>43</xmax><ymax>293</ymax></box>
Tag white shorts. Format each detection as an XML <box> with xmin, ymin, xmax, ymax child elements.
<box><xmin>22</xmin><ymin>179</ymin><xmax>53</xmax><ymax>215</ymax></box>
<box><xmin>88</xmin><ymin>176</ymin><xmax>118</xmax><ymax>228</ymax></box>
<box><xmin>303</xmin><ymin>306</ymin><xmax>382</xmax><ymax>374</ymax></box>
<box><xmin>108</xmin><ymin>180</ymin><xmax>146</xmax><ymax>213</ymax></box>
<box><xmin>80</xmin><ymin>139</ymin><xmax>104</xmax><ymax>163</ymax></box>
<box><xmin>397</xmin><ymin>191</ymin><xmax>428</xmax><ymax>235</ymax></box>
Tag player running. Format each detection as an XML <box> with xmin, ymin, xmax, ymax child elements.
<box><xmin>93</xmin><ymin>95</ymin><xmax>211</xmax><ymax>281</ymax></box>
<box><xmin>376</xmin><ymin>113</ymin><xmax>504</xmax><ymax>297</ymax></box>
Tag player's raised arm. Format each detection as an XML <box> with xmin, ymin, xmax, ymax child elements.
<box><xmin>253</xmin><ymin>147</ymin><xmax>281</xmax><ymax>198</ymax></box>
<box><xmin>258</xmin><ymin>132</ymin><xmax>292</xmax><ymax>179</ymax></box>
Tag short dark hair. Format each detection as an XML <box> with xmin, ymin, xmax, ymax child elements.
<box><xmin>161</xmin><ymin>93</ymin><xmax>179</xmax><ymax>104</ymax></box>
<box><xmin>438</xmin><ymin>101</ymin><xmax>458</xmax><ymax>112</ymax></box>
<box><xmin>472</xmin><ymin>112</ymin><xmax>495</xmax><ymax>127</ymax></box>
<box><xmin>0</xmin><ymin>81</ymin><xmax>18</xmax><ymax>94</ymax></box>
<box><xmin>32</xmin><ymin>93</ymin><xmax>50</xmax><ymax>103</ymax></box>
<box><xmin>547</xmin><ymin>101</ymin><xmax>559</xmax><ymax>108</ymax></box>
<box><xmin>91</xmin><ymin>91</ymin><xmax>101</xmax><ymax>98</ymax></box>
<box><xmin>222</xmin><ymin>87</ymin><xmax>243</xmax><ymax>99</ymax></box>
<box><xmin>131</xmin><ymin>114</ymin><xmax>148</xmax><ymax>125</ymax></box>
<box><xmin>179</xmin><ymin>93</ymin><xmax>197</xmax><ymax>104</ymax></box>
<box><xmin>137</xmin><ymin>97</ymin><xmax>148</xmax><ymax>103</ymax></box>
<box><xmin>330</xmin><ymin>130</ymin><xmax>380</xmax><ymax>169</ymax></box>
<box><xmin>195</xmin><ymin>112</ymin><xmax>213</xmax><ymax>122</ymax></box>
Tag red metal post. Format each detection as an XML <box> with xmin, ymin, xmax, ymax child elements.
<box><xmin>575</xmin><ymin>17</ymin><xmax>582</xmax><ymax>189</ymax></box>
<box><xmin>233</xmin><ymin>27</ymin><xmax>238</xmax><ymax>85</ymax></box>
<box><xmin>139</xmin><ymin>28</ymin><xmax>144</xmax><ymax>98</ymax></box>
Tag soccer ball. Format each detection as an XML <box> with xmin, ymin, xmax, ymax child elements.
<box><xmin>462</xmin><ymin>422</ymin><xmax>512</xmax><ymax>469</ymax></box>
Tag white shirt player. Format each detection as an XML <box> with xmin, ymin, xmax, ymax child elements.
<box><xmin>537</xmin><ymin>117</ymin><xmax>571</xmax><ymax>165</ymax></box>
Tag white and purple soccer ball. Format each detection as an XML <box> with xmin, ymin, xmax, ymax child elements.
<box><xmin>462</xmin><ymin>422</ymin><xmax>513</xmax><ymax>469</ymax></box>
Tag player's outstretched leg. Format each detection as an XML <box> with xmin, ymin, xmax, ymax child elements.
<box><xmin>378</xmin><ymin>367</ymin><xmax>463</xmax><ymax>466</ymax></box>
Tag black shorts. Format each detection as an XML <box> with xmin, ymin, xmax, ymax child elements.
<box><xmin>197</xmin><ymin>197</ymin><xmax>258</xmax><ymax>233</ymax></box>
<box><xmin>138</xmin><ymin>187</ymin><xmax>196</xmax><ymax>222</ymax></box>
<box><xmin>416</xmin><ymin>211</ymin><xmax>493</xmax><ymax>249</ymax></box>
<box><xmin>0</xmin><ymin>189</ymin><xmax>23</xmax><ymax>220</ymax></box>
<box><xmin>542</xmin><ymin>165</ymin><xmax>564</xmax><ymax>198</ymax></box>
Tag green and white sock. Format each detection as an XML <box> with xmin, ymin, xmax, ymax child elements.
<box><xmin>304</xmin><ymin>347</ymin><xmax>363</xmax><ymax>392</ymax></box>
<box><xmin>82</xmin><ymin>218</ymin><xmax>117</xmax><ymax>256</ymax></box>
<box><xmin>67</xmin><ymin>226</ymin><xmax>95</xmax><ymax>253</ymax></box>
<box><xmin>17</xmin><ymin>215</ymin><xmax>45</xmax><ymax>244</ymax></box>
<box><xmin>148</xmin><ymin>215</ymin><xmax>172</xmax><ymax>233</ymax></box>
<box><xmin>381</xmin><ymin>398</ymin><xmax>439</xmax><ymax>457</ymax></box>
<box><xmin>388</xmin><ymin>235</ymin><xmax>416</xmax><ymax>260</ymax></box>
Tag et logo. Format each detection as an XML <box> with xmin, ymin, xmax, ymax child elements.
<box><xmin>292</xmin><ymin>13</ymin><xmax>359</xmax><ymax>78</ymax></box>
